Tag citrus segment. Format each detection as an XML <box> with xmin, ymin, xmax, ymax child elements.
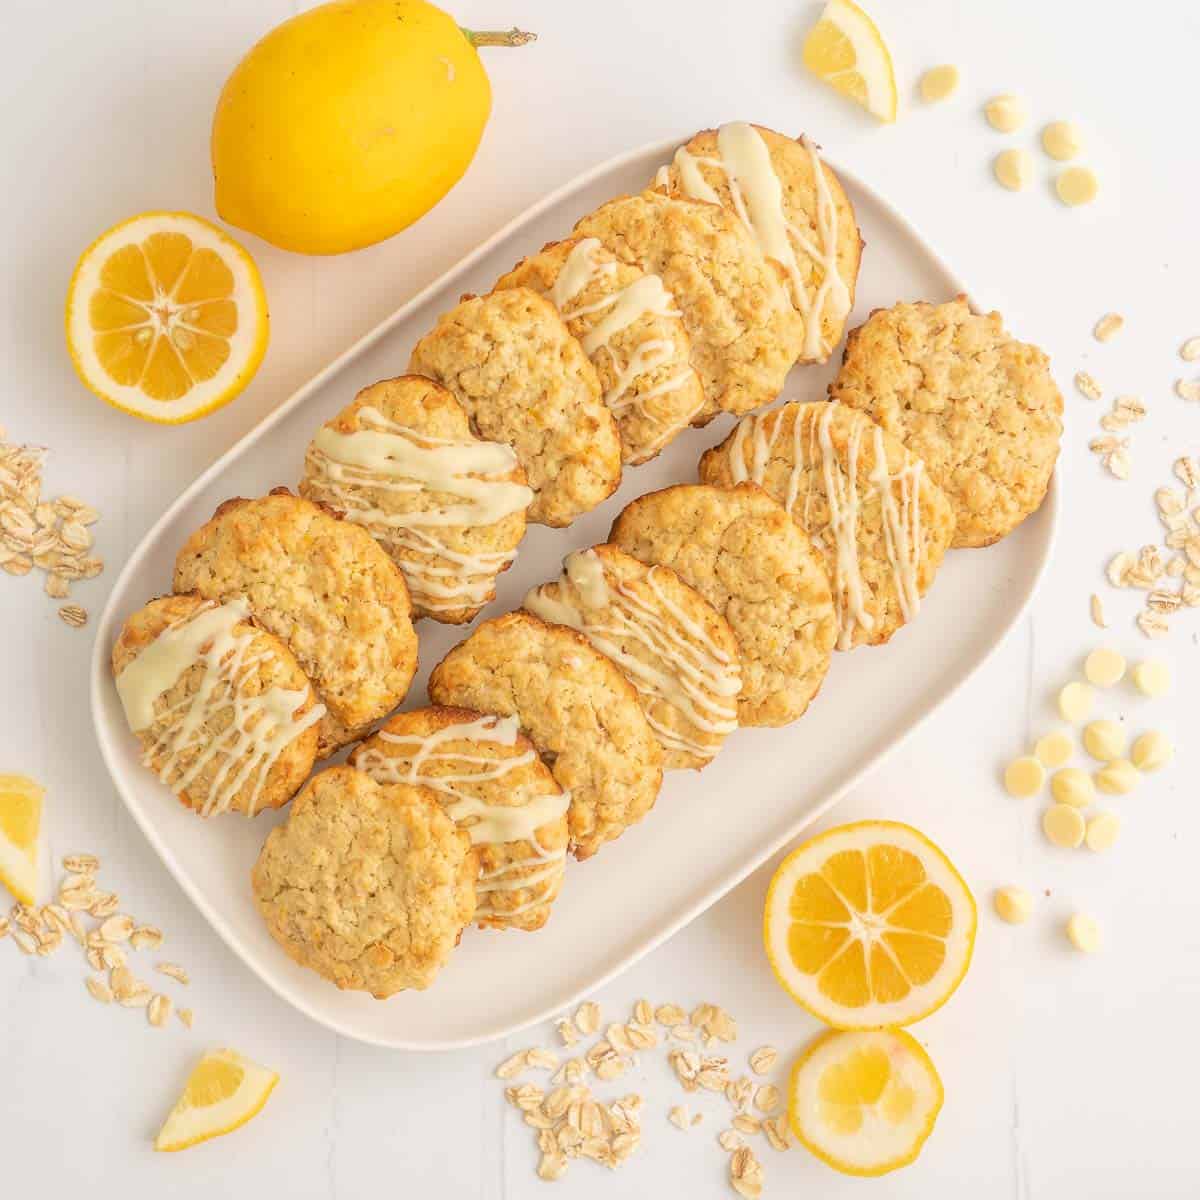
<box><xmin>0</xmin><ymin>774</ymin><xmax>43</xmax><ymax>905</ymax></box>
<box><xmin>789</xmin><ymin>1028</ymin><xmax>943</xmax><ymax>1176</ymax></box>
<box><xmin>803</xmin><ymin>0</ymin><xmax>898</xmax><ymax>123</ymax></box>
<box><xmin>764</xmin><ymin>821</ymin><xmax>975</xmax><ymax>1028</ymax></box>
<box><xmin>65</xmin><ymin>212</ymin><xmax>268</xmax><ymax>424</ymax></box>
<box><xmin>154</xmin><ymin>1048</ymin><xmax>278</xmax><ymax>1152</ymax></box>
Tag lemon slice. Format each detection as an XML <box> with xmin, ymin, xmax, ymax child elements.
<box><xmin>788</xmin><ymin>1028</ymin><xmax>943</xmax><ymax>1176</ymax></box>
<box><xmin>802</xmin><ymin>0</ymin><xmax>898</xmax><ymax>123</ymax></box>
<box><xmin>65</xmin><ymin>212</ymin><xmax>268</xmax><ymax>425</ymax></box>
<box><xmin>155</xmin><ymin>1048</ymin><xmax>279</xmax><ymax>1152</ymax></box>
<box><xmin>0</xmin><ymin>774</ymin><xmax>43</xmax><ymax>905</ymax></box>
<box><xmin>764</xmin><ymin>821</ymin><xmax>976</xmax><ymax>1028</ymax></box>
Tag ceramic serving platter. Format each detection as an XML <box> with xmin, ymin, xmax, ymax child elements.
<box><xmin>91</xmin><ymin>134</ymin><xmax>1057</xmax><ymax>1050</ymax></box>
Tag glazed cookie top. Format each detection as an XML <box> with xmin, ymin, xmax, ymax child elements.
<box><xmin>408</xmin><ymin>287</ymin><xmax>621</xmax><ymax>528</ymax></box>
<box><xmin>656</xmin><ymin>122</ymin><xmax>862</xmax><ymax>363</ymax></box>
<box><xmin>427</xmin><ymin>610</ymin><xmax>664</xmax><ymax>860</ymax></box>
<box><xmin>524</xmin><ymin>544</ymin><xmax>741</xmax><ymax>771</ymax></box>
<box><xmin>111</xmin><ymin>593</ymin><xmax>322</xmax><ymax>817</ymax></box>
<box><xmin>699</xmin><ymin>401</ymin><xmax>956</xmax><ymax>650</ymax></box>
<box><xmin>574</xmin><ymin>191</ymin><xmax>805</xmax><ymax>422</ymax></box>
<box><xmin>609</xmin><ymin>483</ymin><xmax>836</xmax><ymax>727</ymax></box>
<box><xmin>173</xmin><ymin>490</ymin><xmax>418</xmax><ymax>755</ymax></box>
<box><xmin>351</xmin><ymin>705</ymin><xmax>569</xmax><ymax>933</ymax></box>
<box><xmin>829</xmin><ymin>297</ymin><xmax>1063</xmax><ymax>548</ymax></box>
<box><xmin>494</xmin><ymin>237</ymin><xmax>705</xmax><ymax>464</ymax></box>
<box><xmin>251</xmin><ymin>766</ymin><xmax>477</xmax><ymax>997</ymax></box>
<box><xmin>300</xmin><ymin>375</ymin><xmax>533</xmax><ymax>625</ymax></box>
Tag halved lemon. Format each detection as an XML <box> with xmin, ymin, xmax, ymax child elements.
<box><xmin>764</xmin><ymin>821</ymin><xmax>975</xmax><ymax>1028</ymax></box>
<box><xmin>65</xmin><ymin>212</ymin><xmax>268</xmax><ymax>424</ymax></box>
<box><xmin>0</xmin><ymin>774</ymin><xmax>43</xmax><ymax>905</ymax></box>
<box><xmin>802</xmin><ymin>0</ymin><xmax>898</xmax><ymax>123</ymax></box>
<box><xmin>788</xmin><ymin>1028</ymin><xmax>943</xmax><ymax>1176</ymax></box>
<box><xmin>155</xmin><ymin>1048</ymin><xmax>279</xmax><ymax>1152</ymax></box>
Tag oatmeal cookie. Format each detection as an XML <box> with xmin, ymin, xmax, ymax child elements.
<box><xmin>173</xmin><ymin>489</ymin><xmax>418</xmax><ymax>756</ymax></box>
<box><xmin>351</xmin><ymin>706</ymin><xmax>568</xmax><ymax>932</ymax></box>
<box><xmin>251</xmin><ymin>765</ymin><xmax>476</xmax><ymax>997</ymax></box>
<box><xmin>573</xmin><ymin>190</ymin><xmax>804</xmax><ymax>422</ymax></box>
<box><xmin>609</xmin><ymin>483</ymin><xmax>836</xmax><ymax>726</ymax></box>
<box><xmin>112</xmin><ymin>593</ymin><xmax>322</xmax><ymax>816</ymax></box>
<box><xmin>524</xmin><ymin>544</ymin><xmax>741</xmax><ymax>770</ymax></box>
<box><xmin>408</xmin><ymin>287</ymin><xmax>620</xmax><ymax>527</ymax></box>
<box><xmin>656</xmin><ymin>122</ymin><xmax>861</xmax><ymax>362</ymax></box>
<box><xmin>494</xmin><ymin>238</ymin><xmax>704</xmax><ymax>464</ymax></box>
<box><xmin>300</xmin><ymin>375</ymin><xmax>532</xmax><ymax>624</ymax></box>
<box><xmin>699</xmin><ymin>401</ymin><xmax>956</xmax><ymax>649</ymax></box>
<box><xmin>427</xmin><ymin>611</ymin><xmax>663</xmax><ymax>860</ymax></box>
<box><xmin>830</xmin><ymin>297</ymin><xmax>1063</xmax><ymax>547</ymax></box>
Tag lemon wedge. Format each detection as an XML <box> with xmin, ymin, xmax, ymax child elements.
<box><xmin>65</xmin><ymin>212</ymin><xmax>268</xmax><ymax>425</ymax></box>
<box><xmin>155</xmin><ymin>1048</ymin><xmax>279</xmax><ymax>1152</ymax></box>
<box><xmin>788</xmin><ymin>1028</ymin><xmax>943</xmax><ymax>1176</ymax></box>
<box><xmin>763</xmin><ymin>821</ymin><xmax>976</xmax><ymax>1028</ymax></box>
<box><xmin>0</xmin><ymin>774</ymin><xmax>43</xmax><ymax>905</ymax></box>
<box><xmin>802</xmin><ymin>0</ymin><xmax>898</xmax><ymax>123</ymax></box>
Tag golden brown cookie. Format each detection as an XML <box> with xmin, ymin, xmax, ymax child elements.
<box><xmin>111</xmin><ymin>594</ymin><xmax>322</xmax><ymax>816</ymax></box>
<box><xmin>427</xmin><ymin>611</ymin><xmax>663</xmax><ymax>860</ymax></box>
<box><xmin>656</xmin><ymin>122</ymin><xmax>862</xmax><ymax>362</ymax></box>
<box><xmin>300</xmin><ymin>376</ymin><xmax>532</xmax><ymax>624</ymax></box>
<box><xmin>573</xmin><ymin>190</ymin><xmax>804</xmax><ymax>422</ymax></box>
<box><xmin>524</xmin><ymin>544</ymin><xmax>741</xmax><ymax>770</ymax></box>
<box><xmin>251</xmin><ymin>765</ymin><xmax>476</xmax><ymax>997</ymax></box>
<box><xmin>494</xmin><ymin>238</ymin><xmax>704</xmax><ymax>464</ymax></box>
<box><xmin>699</xmin><ymin>401</ymin><xmax>956</xmax><ymax>649</ymax></box>
<box><xmin>609</xmin><ymin>484</ymin><xmax>836</xmax><ymax>726</ymax></box>
<box><xmin>173</xmin><ymin>490</ymin><xmax>418</xmax><ymax>756</ymax></box>
<box><xmin>408</xmin><ymin>287</ymin><xmax>621</xmax><ymax>527</ymax></box>
<box><xmin>351</xmin><ymin>706</ymin><xmax>568</xmax><ymax>932</ymax></box>
<box><xmin>829</xmin><ymin>297</ymin><xmax>1063</xmax><ymax>547</ymax></box>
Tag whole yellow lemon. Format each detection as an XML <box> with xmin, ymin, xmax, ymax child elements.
<box><xmin>211</xmin><ymin>0</ymin><xmax>533</xmax><ymax>255</ymax></box>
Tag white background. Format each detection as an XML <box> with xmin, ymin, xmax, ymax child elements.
<box><xmin>2</xmin><ymin>0</ymin><xmax>1198</xmax><ymax>1195</ymax></box>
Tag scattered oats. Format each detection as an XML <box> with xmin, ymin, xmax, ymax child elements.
<box><xmin>593</xmin><ymin>1052</ymin><xmax>628</xmax><ymax>1082</ymax></box>
<box><xmin>1176</xmin><ymin>378</ymin><xmax>1200</xmax><ymax>402</ymax></box>
<box><xmin>1112</xmin><ymin>395</ymin><xmax>1146</xmax><ymax>424</ymax></box>
<box><xmin>1183</xmin><ymin>582</ymin><xmax>1200</xmax><ymax>607</ymax></box>
<box><xmin>669</xmin><ymin>1047</ymin><xmax>702</xmax><ymax>1091</ymax></box>
<box><xmin>0</xmin><ymin>554</ymin><xmax>32</xmax><ymax>576</ymax></box>
<box><xmin>1089</xmin><ymin>593</ymin><xmax>1108</xmax><ymax>628</ymax></box>
<box><xmin>0</xmin><ymin>915</ymin><xmax>8</xmax><ymax>939</ymax></box>
<box><xmin>692</xmin><ymin>1002</ymin><xmax>737</xmax><ymax>1043</ymax></box>
<box><xmin>733</xmin><ymin>1113</ymin><xmax>762</xmax><ymax>1134</ymax></box>
<box><xmin>754</xmin><ymin>1084</ymin><xmax>781</xmax><ymax>1114</ymax></box>
<box><xmin>633</xmin><ymin>998</ymin><xmax>653</xmax><ymax>1025</ymax></box>
<box><xmin>719</xmin><ymin>1129</ymin><xmax>745</xmax><ymax>1152</ymax></box>
<box><xmin>697</xmin><ymin>1057</ymin><xmax>731</xmax><ymax>1092</ymax></box>
<box><xmin>147</xmin><ymin>993</ymin><xmax>172</xmax><ymax>1028</ymax></box>
<box><xmin>1175</xmin><ymin>457</ymin><xmax>1199</xmax><ymax>490</ymax></box>
<box><xmin>100</xmin><ymin>944</ymin><xmax>127</xmax><ymax>971</ymax></box>
<box><xmin>624</xmin><ymin>1021</ymin><xmax>658</xmax><ymax>1051</ymax></box>
<box><xmin>86</xmin><ymin>948</ymin><xmax>105</xmax><ymax>971</ymax></box>
<box><xmin>726</xmin><ymin>1077</ymin><xmax>754</xmax><ymax>1112</ymax></box>
<box><xmin>1089</xmin><ymin>435</ymin><xmax>1125</xmax><ymax>455</ymax></box>
<box><xmin>1147</xmin><ymin>588</ymin><xmax>1182</xmax><ymax>614</ymax></box>
<box><xmin>85</xmin><ymin>975</ymin><xmax>113</xmax><ymax>1004</ymax></box>
<box><xmin>506</xmin><ymin>1083</ymin><xmax>545</xmax><ymax>1112</ymax></box>
<box><xmin>1075</xmin><ymin>371</ymin><xmax>1102</xmax><ymax>401</ymax></box>
<box><xmin>1167</xmin><ymin>556</ymin><xmax>1187</xmax><ymax>579</ymax></box>
<box><xmin>749</xmin><ymin>1046</ymin><xmax>778</xmax><ymax>1076</ymax></box>
<box><xmin>574</xmin><ymin>1001</ymin><xmax>600</xmax><ymax>1035</ymax></box>
<box><xmin>35</xmin><ymin>928</ymin><xmax>63</xmax><ymax>956</ymax></box>
<box><xmin>1133</xmin><ymin>545</ymin><xmax>1166</xmax><ymax>586</ymax></box>
<box><xmin>692</xmin><ymin>1112</ymin><xmax>704</xmax><ymax>1127</ymax></box>
<box><xmin>671</xmin><ymin>1024</ymin><xmax>699</xmax><ymax>1042</ymax></box>
<box><xmin>57</xmin><ymin>604</ymin><xmax>88</xmax><ymax>628</ymax></box>
<box><xmin>62</xmin><ymin>853</ymin><xmax>98</xmax><ymax>874</ymax></box>
<box><xmin>130</xmin><ymin>925</ymin><xmax>163</xmax><ymax>951</ymax></box>
<box><xmin>655</xmin><ymin>1002</ymin><xmax>687</xmax><ymax>1027</ymax></box>
<box><xmin>1093</xmin><ymin>313</ymin><xmax>1124</xmax><ymax>342</ymax></box>
<box><xmin>1137</xmin><ymin>609</ymin><xmax>1170</xmax><ymax>639</ymax></box>
<box><xmin>44</xmin><ymin>572</ymin><xmax>69</xmax><ymax>599</ymax></box>
<box><xmin>606</xmin><ymin>1023</ymin><xmax>634</xmax><ymax>1055</ymax></box>
<box><xmin>99</xmin><ymin>913</ymin><xmax>134</xmax><ymax>942</ymax></box>
<box><xmin>585</xmin><ymin>1040</ymin><xmax>615</xmax><ymax>1069</ymax></box>
<box><xmin>1156</xmin><ymin>487</ymin><xmax>1185</xmax><ymax>518</ymax></box>
<box><xmin>177</xmin><ymin>1007</ymin><xmax>194</xmax><ymax>1030</ymax></box>
<box><xmin>11</xmin><ymin>904</ymin><xmax>40</xmax><ymax>934</ymax></box>
<box><xmin>762</xmin><ymin>1115</ymin><xmax>791</xmax><ymax>1152</ymax></box>
<box><xmin>118</xmin><ymin>986</ymin><xmax>152</xmax><ymax>1009</ymax></box>
<box><xmin>553</xmin><ymin>1058</ymin><xmax>589</xmax><ymax>1086</ymax></box>
<box><xmin>730</xmin><ymin>1145</ymin><xmax>764</xmax><ymax>1199</ymax></box>
<box><xmin>668</xmin><ymin>1104</ymin><xmax>691</xmax><ymax>1131</ymax></box>
<box><xmin>40</xmin><ymin>903</ymin><xmax>70</xmax><ymax>937</ymax></box>
<box><xmin>11</xmin><ymin>928</ymin><xmax>37</xmax><ymax>954</ymax></box>
<box><xmin>495</xmin><ymin>1051</ymin><xmax>529</xmax><ymax>1079</ymax></box>
<box><xmin>1104</xmin><ymin>446</ymin><xmax>1131</xmax><ymax>480</ymax></box>
<box><xmin>88</xmin><ymin>892</ymin><xmax>119</xmax><ymax>919</ymax></box>
<box><xmin>537</xmin><ymin>1153</ymin><xmax>568</xmax><ymax>1182</ymax></box>
<box><xmin>1107</xmin><ymin>552</ymin><xmax>1133</xmax><ymax>587</ymax></box>
<box><xmin>156</xmin><ymin>962</ymin><xmax>189</xmax><ymax>985</ymax></box>
<box><xmin>555</xmin><ymin>1017</ymin><xmax>580</xmax><ymax>1046</ymax></box>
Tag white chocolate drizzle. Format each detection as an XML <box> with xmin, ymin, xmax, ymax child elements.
<box><xmin>115</xmin><ymin>599</ymin><xmax>324</xmax><ymax>817</ymax></box>
<box><xmin>305</xmin><ymin>406</ymin><xmax>533</xmax><ymax>614</ymax></box>
<box><xmin>668</xmin><ymin>123</ymin><xmax>851</xmax><ymax>358</ymax></box>
<box><xmin>353</xmin><ymin>713</ymin><xmax>569</xmax><ymax>920</ymax></box>
<box><xmin>525</xmin><ymin>550</ymin><xmax>740</xmax><ymax>763</ymax></box>
<box><xmin>727</xmin><ymin>404</ymin><xmax>925</xmax><ymax>649</ymax></box>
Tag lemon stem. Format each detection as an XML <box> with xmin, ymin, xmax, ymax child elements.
<box><xmin>460</xmin><ymin>27</ymin><xmax>537</xmax><ymax>48</ymax></box>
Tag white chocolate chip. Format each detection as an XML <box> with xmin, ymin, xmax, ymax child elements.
<box><xmin>1131</xmin><ymin>730</ymin><xmax>1173</xmax><ymax>772</ymax></box>
<box><xmin>1056</xmin><ymin>166</ymin><xmax>1099</xmax><ymax>206</ymax></box>
<box><xmin>919</xmin><ymin>64</ymin><xmax>960</xmax><ymax>102</ymax></box>
<box><xmin>1004</xmin><ymin>755</ymin><xmax>1045</xmax><ymax>798</ymax></box>
<box><xmin>1095</xmin><ymin>758</ymin><xmax>1138</xmax><ymax>796</ymax></box>
<box><xmin>993</xmin><ymin>148</ymin><xmax>1033</xmax><ymax>192</ymax></box>
<box><xmin>1034</xmin><ymin>731</ymin><xmax>1074</xmax><ymax>768</ymax></box>
<box><xmin>1084</xmin><ymin>812</ymin><xmax>1120</xmax><ymax>853</ymax></box>
<box><xmin>1042</xmin><ymin>120</ymin><xmax>1083</xmax><ymax>161</ymax></box>
<box><xmin>1042</xmin><ymin>803</ymin><xmax>1086</xmax><ymax>849</ymax></box>
<box><xmin>1092</xmin><ymin>313</ymin><xmax>1124</xmax><ymax>343</ymax></box>
<box><xmin>1051</xmin><ymin>767</ymin><xmax>1096</xmax><ymax>808</ymax></box>
<box><xmin>983</xmin><ymin>93</ymin><xmax>1026</xmax><ymax>133</ymax></box>
<box><xmin>1083</xmin><ymin>647</ymin><xmax>1126</xmax><ymax>687</ymax></box>
<box><xmin>1057</xmin><ymin>681</ymin><xmax>1094</xmax><ymax>723</ymax></box>
<box><xmin>1131</xmin><ymin>659</ymin><xmax>1170</xmax><ymax>697</ymax></box>
<box><xmin>993</xmin><ymin>887</ymin><xmax>1033</xmax><ymax>925</ymax></box>
<box><xmin>1066</xmin><ymin>913</ymin><xmax>1101</xmax><ymax>953</ymax></box>
<box><xmin>1082</xmin><ymin>720</ymin><xmax>1126</xmax><ymax>763</ymax></box>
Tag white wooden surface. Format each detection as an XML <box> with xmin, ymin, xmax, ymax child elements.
<box><xmin>2</xmin><ymin>0</ymin><xmax>1198</xmax><ymax>1194</ymax></box>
